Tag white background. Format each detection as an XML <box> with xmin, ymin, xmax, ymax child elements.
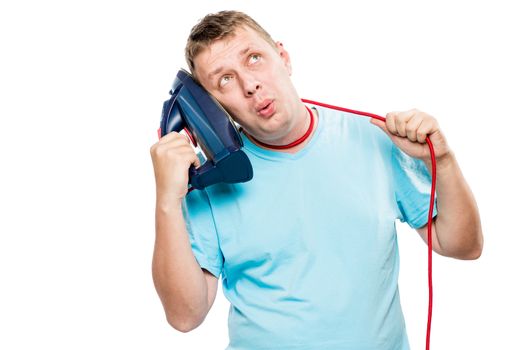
<box><xmin>1</xmin><ymin>0</ymin><xmax>522</xmax><ymax>349</ymax></box>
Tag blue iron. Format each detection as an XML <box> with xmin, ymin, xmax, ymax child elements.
<box><xmin>159</xmin><ymin>69</ymin><xmax>253</xmax><ymax>190</ymax></box>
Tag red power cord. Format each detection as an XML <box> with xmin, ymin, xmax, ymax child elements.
<box><xmin>302</xmin><ymin>98</ymin><xmax>437</xmax><ymax>350</ymax></box>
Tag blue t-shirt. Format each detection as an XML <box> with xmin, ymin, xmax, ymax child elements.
<box><xmin>182</xmin><ymin>104</ymin><xmax>437</xmax><ymax>350</ymax></box>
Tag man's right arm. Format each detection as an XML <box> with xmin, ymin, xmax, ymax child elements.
<box><xmin>150</xmin><ymin>132</ymin><xmax>217</xmax><ymax>332</ymax></box>
<box><xmin>152</xmin><ymin>198</ymin><xmax>216</xmax><ymax>332</ymax></box>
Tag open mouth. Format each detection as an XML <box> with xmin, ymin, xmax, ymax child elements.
<box><xmin>257</xmin><ymin>100</ymin><xmax>274</xmax><ymax>118</ymax></box>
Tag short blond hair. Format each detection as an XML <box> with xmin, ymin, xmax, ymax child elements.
<box><xmin>185</xmin><ymin>11</ymin><xmax>276</xmax><ymax>75</ymax></box>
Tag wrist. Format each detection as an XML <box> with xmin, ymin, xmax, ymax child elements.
<box><xmin>423</xmin><ymin>150</ymin><xmax>456</xmax><ymax>172</ymax></box>
<box><xmin>156</xmin><ymin>194</ymin><xmax>184</xmax><ymax>212</ymax></box>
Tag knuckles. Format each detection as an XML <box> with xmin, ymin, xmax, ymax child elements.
<box><xmin>384</xmin><ymin>108</ymin><xmax>441</xmax><ymax>140</ymax></box>
<box><xmin>150</xmin><ymin>132</ymin><xmax>193</xmax><ymax>158</ymax></box>
<box><xmin>387</xmin><ymin>109</ymin><xmax>437</xmax><ymax>124</ymax></box>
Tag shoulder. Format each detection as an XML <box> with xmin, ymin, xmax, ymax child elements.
<box><xmin>312</xmin><ymin>104</ymin><xmax>393</xmax><ymax>152</ymax></box>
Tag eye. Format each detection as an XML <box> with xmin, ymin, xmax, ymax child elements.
<box><xmin>219</xmin><ymin>75</ymin><xmax>233</xmax><ymax>88</ymax></box>
<box><xmin>248</xmin><ymin>54</ymin><xmax>261</xmax><ymax>64</ymax></box>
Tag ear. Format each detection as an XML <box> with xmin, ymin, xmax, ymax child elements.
<box><xmin>275</xmin><ymin>41</ymin><xmax>292</xmax><ymax>76</ymax></box>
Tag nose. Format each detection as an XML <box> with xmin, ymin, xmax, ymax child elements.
<box><xmin>242</xmin><ymin>74</ymin><xmax>261</xmax><ymax>97</ymax></box>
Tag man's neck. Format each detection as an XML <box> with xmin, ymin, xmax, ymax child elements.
<box><xmin>246</xmin><ymin>107</ymin><xmax>319</xmax><ymax>154</ymax></box>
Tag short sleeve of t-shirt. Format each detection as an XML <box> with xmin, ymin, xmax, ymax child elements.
<box><xmin>391</xmin><ymin>143</ymin><xmax>438</xmax><ymax>229</ymax></box>
<box><xmin>182</xmin><ymin>186</ymin><xmax>224</xmax><ymax>278</ymax></box>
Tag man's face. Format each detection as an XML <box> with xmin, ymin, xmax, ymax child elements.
<box><xmin>193</xmin><ymin>26</ymin><xmax>301</xmax><ymax>142</ymax></box>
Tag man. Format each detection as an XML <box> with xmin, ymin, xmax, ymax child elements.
<box><xmin>150</xmin><ymin>10</ymin><xmax>483</xmax><ymax>350</ymax></box>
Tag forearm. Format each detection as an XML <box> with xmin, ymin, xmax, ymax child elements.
<box><xmin>152</xmin><ymin>196</ymin><xmax>208</xmax><ymax>330</ymax></box>
<box><xmin>424</xmin><ymin>152</ymin><xmax>483</xmax><ymax>259</ymax></box>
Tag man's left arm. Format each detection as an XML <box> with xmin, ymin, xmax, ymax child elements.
<box><xmin>370</xmin><ymin>109</ymin><xmax>483</xmax><ymax>260</ymax></box>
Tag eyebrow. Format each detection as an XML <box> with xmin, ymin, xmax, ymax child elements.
<box><xmin>207</xmin><ymin>46</ymin><xmax>253</xmax><ymax>80</ymax></box>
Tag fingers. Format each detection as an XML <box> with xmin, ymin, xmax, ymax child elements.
<box><xmin>386</xmin><ymin>109</ymin><xmax>415</xmax><ymax>137</ymax></box>
<box><xmin>185</xmin><ymin>148</ymin><xmax>201</xmax><ymax>168</ymax></box>
<box><xmin>416</xmin><ymin>118</ymin><xmax>437</xmax><ymax>144</ymax></box>
<box><xmin>150</xmin><ymin>131</ymin><xmax>198</xmax><ymax>165</ymax></box>
<box><xmin>384</xmin><ymin>109</ymin><xmax>437</xmax><ymax>144</ymax></box>
<box><xmin>406</xmin><ymin>114</ymin><xmax>424</xmax><ymax>142</ymax></box>
<box><xmin>164</xmin><ymin>146</ymin><xmax>201</xmax><ymax>167</ymax></box>
<box><xmin>158</xmin><ymin>131</ymin><xmax>192</xmax><ymax>145</ymax></box>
